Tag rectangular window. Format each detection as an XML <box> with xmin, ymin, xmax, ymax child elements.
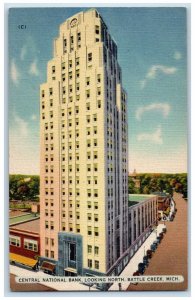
<box><xmin>62</xmin><ymin>222</ymin><xmax>66</xmax><ymax>231</ymax></box>
<box><xmin>9</xmin><ymin>235</ymin><xmax>21</xmax><ymax>247</ymax></box>
<box><xmin>86</xmin><ymin>90</ymin><xmax>90</xmax><ymax>98</ymax></box>
<box><xmin>24</xmin><ymin>239</ymin><xmax>38</xmax><ymax>252</ymax></box>
<box><xmin>97</xmin><ymin>74</ymin><xmax>101</xmax><ymax>83</ymax></box>
<box><xmin>95</xmin><ymin>260</ymin><xmax>99</xmax><ymax>269</ymax></box>
<box><xmin>88</xmin><ymin>259</ymin><xmax>92</xmax><ymax>268</ymax></box>
<box><xmin>88</xmin><ymin>226</ymin><xmax>92</xmax><ymax>235</ymax></box>
<box><xmin>94</xmin><ymin>202</ymin><xmax>98</xmax><ymax>210</ymax></box>
<box><xmin>86</xmin><ymin>77</ymin><xmax>90</xmax><ymax>86</ymax></box>
<box><xmin>94</xmin><ymin>246</ymin><xmax>99</xmax><ymax>255</ymax></box>
<box><xmin>49</xmin><ymin>88</ymin><xmax>53</xmax><ymax>96</ymax></box>
<box><xmin>76</xmin><ymin>70</ymin><xmax>80</xmax><ymax>78</ymax></box>
<box><xmin>62</xmin><ymin>62</ymin><xmax>65</xmax><ymax>70</ymax></box>
<box><xmin>94</xmin><ymin>214</ymin><xmax>98</xmax><ymax>222</ymax></box>
<box><xmin>50</xmin><ymin>221</ymin><xmax>54</xmax><ymax>230</ymax></box>
<box><xmin>88</xmin><ymin>53</ymin><xmax>92</xmax><ymax>62</ymax></box>
<box><xmin>88</xmin><ymin>245</ymin><xmax>92</xmax><ymax>253</ymax></box>
<box><xmin>94</xmin><ymin>227</ymin><xmax>99</xmax><ymax>236</ymax></box>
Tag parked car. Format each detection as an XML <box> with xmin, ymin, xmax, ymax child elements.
<box><xmin>133</xmin><ymin>270</ymin><xmax>140</xmax><ymax>276</ymax></box>
<box><xmin>138</xmin><ymin>263</ymin><xmax>145</xmax><ymax>274</ymax></box>
<box><xmin>162</xmin><ymin>227</ymin><xmax>167</xmax><ymax>233</ymax></box>
<box><xmin>143</xmin><ymin>255</ymin><xmax>149</xmax><ymax>267</ymax></box>
<box><xmin>156</xmin><ymin>236</ymin><xmax>162</xmax><ymax>244</ymax></box>
<box><xmin>150</xmin><ymin>243</ymin><xmax>157</xmax><ymax>252</ymax></box>
<box><xmin>132</xmin><ymin>270</ymin><xmax>140</xmax><ymax>285</ymax></box>
<box><xmin>159</xmin><ymin>232</ymin><xmax>164</xmax><ymax>238</ymax></box>
<box><xmin>146</xmin><ymin>249</ymin><xmax>152</xmax><ymax>259</ymax></box>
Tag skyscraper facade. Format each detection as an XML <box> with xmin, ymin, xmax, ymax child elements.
<box><xmin>40</xmin><ymin>9</ymin><xmax>129</xmax><ymax>277</ymax></box>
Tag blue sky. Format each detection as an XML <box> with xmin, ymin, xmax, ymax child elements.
<box><xmin>9</xmin><ymin>7</ymin><xmax>187</xmax><ymax>174</ymax></box>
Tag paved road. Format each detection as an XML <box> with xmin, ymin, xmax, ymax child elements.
<box><xmin>127</xmin><ymin>192</ymin><xmax>188</xmax><ymax>291</ymax></box>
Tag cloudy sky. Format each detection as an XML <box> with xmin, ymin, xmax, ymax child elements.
<box><xmin>9</xmin><ymin>7</ymin><xmax>187</xmax><ymax>174</ymax></box>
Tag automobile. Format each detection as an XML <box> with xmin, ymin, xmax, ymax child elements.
<box><xmin>156</xmin><ymin>236</ymin><xmax>162</xmax><ymax>243</ymax></box>
<box><xmin>138</xmin><ymin>263</ymin><xmax>145</xmax><ymax>274</ymax></box>
<box><xmin>150</xmin><ymin>243</ymin><xmax>157</xmax><ymax>252</ymax></box>
<box><xmin>153</xmin><ymin>240</ymin><xmax>159</xmax><ymax>246</ymax></box>
<box><xmin>143</xmin><ymin>255</ymin><xmax>149</xmax><ymax>267</ymax></box>
<box><xmin>146</xmin><ymin>249</ymin><xmax>152</xmax><ymax>259</ymax></box>
<box><xmin>159</xmin><ymin>232</ymin><xmax>164</xmax><ymax>238</ymax></box>
<box><xmin>162</xmin><ymin>227</ymin><xmax>167</xmax><ymax>233</ymax></box>
<box><xmin>133</xmin><ymin>270</ymin><xmax>140</xmax><ymax>276</ymax></box>
<box><xmin>132</xmin><ymin>270</ymin><xmax>140</xmax><ymax>285</ymax></box>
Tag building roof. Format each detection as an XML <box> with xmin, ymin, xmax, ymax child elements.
<box><xmin>11</xmin><ymin>218</ymin><xmax>40</xmax><ymax>234</ymax></box>
<box><xmin>128</xmin><ymin>194</ymin><xmax>156</xmax><ymax>207</ymax></box>
<box><xmin>9</xmin><ymin>213</ymin><xmax>40</xmax><ymax>226</ymax></box>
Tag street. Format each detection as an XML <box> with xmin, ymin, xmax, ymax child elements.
<box><xmin>127</xmin><ymin>193</ymin><xmax>188</xmax><ymax>291</ymax></box>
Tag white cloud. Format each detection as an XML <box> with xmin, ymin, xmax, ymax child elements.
<box><xmin>10</xmin><ymin>59</ymin><xmax>20</xmax><ymax>85</ymax></box>
<box><xmin>140</xmin><ymin>64</ymin><xmax>177</xmax><ymax>89</ymax></box>
<box><xmin>29</xmin><ymin>60</ymin><xmax>39</xmax><ymax>76</ymax></box>
<box><xmin>20</xmin><ymin>45</ymin><xmax>27</xmax><ymax>60</ymax></box>
<box><xmin>137</xmin><ymin>126</ymin><xmax>163</xmax><ymax>145</ymax></box>
<box><xmin>174</xmin><ymin>51</ymin><xmax>182</xmax><ymax>60</ymax></box>
<box><xmin>136</xmin><ymin>103</ymin><xmax>171</xmax><ymax>121</ymax></box>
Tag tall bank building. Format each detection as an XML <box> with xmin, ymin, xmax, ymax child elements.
<box><xmin>40</xmin><ymin>9</ymin><xmax>157</xmax><ymax>279</ymax></box>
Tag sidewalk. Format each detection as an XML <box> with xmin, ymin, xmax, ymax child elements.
<box><xmin>10</xmin><ymin>224</ymin><xmax>164</xmax><ymax>292</ymax></box>
<box><xmin>109</xmin><ymin>223</ymin><xmax>165</xmax><ymax>291</ymax></box>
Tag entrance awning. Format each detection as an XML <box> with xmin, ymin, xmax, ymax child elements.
<box><xmin>64</xmin><ymin>267</ymin><xmax>77</xmax><ymax>273</ymax></box>
<box><xmin>10</xmin><ymin>253</ymin><xmax>37</xmax><ymax>268</ymax></box>
<box><xmin>41</xmin><ymin>261</ymin><xmax>56</xmax><ymax>272</ymax></box>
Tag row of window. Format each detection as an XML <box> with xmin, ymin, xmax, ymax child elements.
<box><xmin>88</xmin><ymin>259</ymin><xmax>99</xmax><ymax>270</ymax></box>
<box><xmin>9</xmin><ymin>236</ymin><xmax>38</xmax><ymax>252</ymax></box>
<box><xmin>45</xmin><ymin>249</ymin><xmax>54</xmax><ymax>258</ymax></box>
<box><xmin>42</xmin><ymin>71</ymin><xmax>101</xmax><ymax>98</ymax></box>
<box><xmin>88</xmin><ymin>244</ymin><xmax>99</xmax><ymax>255</ymax></box>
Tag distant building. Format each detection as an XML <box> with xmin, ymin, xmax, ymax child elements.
<box><xmin>153</xmin><ymin>192</ymin><xmax>171</xmax><ymax>211</ymax></box>
<box><xmin>129</xmin><ymin>169</ymin><xmax>141</xmax><ymax>189</ymax></box>
<box><xmin>152</xmin><ymin>192</ymin><xmax>172</xmax><ymax>220</ymax></box>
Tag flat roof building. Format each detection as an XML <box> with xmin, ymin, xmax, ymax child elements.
<box><xmin>40</xmin><ymin>8</ymin><xmax>128</xmax><ymax>278</ymax></box>
<box><xmin>128</xmin><ymin>194</ymin><xmax>158</xmax><ymax>254</ymax></box>
<box><xmin>9</xmin><ymin>214</ymin><xmax>40</xmax><ymax>268</ymax></box>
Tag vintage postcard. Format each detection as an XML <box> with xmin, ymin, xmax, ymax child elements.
<box><xmin>8</xmin><ymin>6</ymin><xmax>188</xmax><ymax>292</ymax></box>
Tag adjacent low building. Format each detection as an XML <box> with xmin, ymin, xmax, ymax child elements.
<box><xmin>153</xmin><ymin>192</ymin><xmax>172</xmax><ymax>220</ymax></box>
<box><xmin>127</xmin><ymin>194</ymin><xmax>158</xmax><ymax>259</ymax></box>
<box><xmin>9</xmin><ymin>213</ymin><xmax>40</xmax><ymax>269</ymax></box>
